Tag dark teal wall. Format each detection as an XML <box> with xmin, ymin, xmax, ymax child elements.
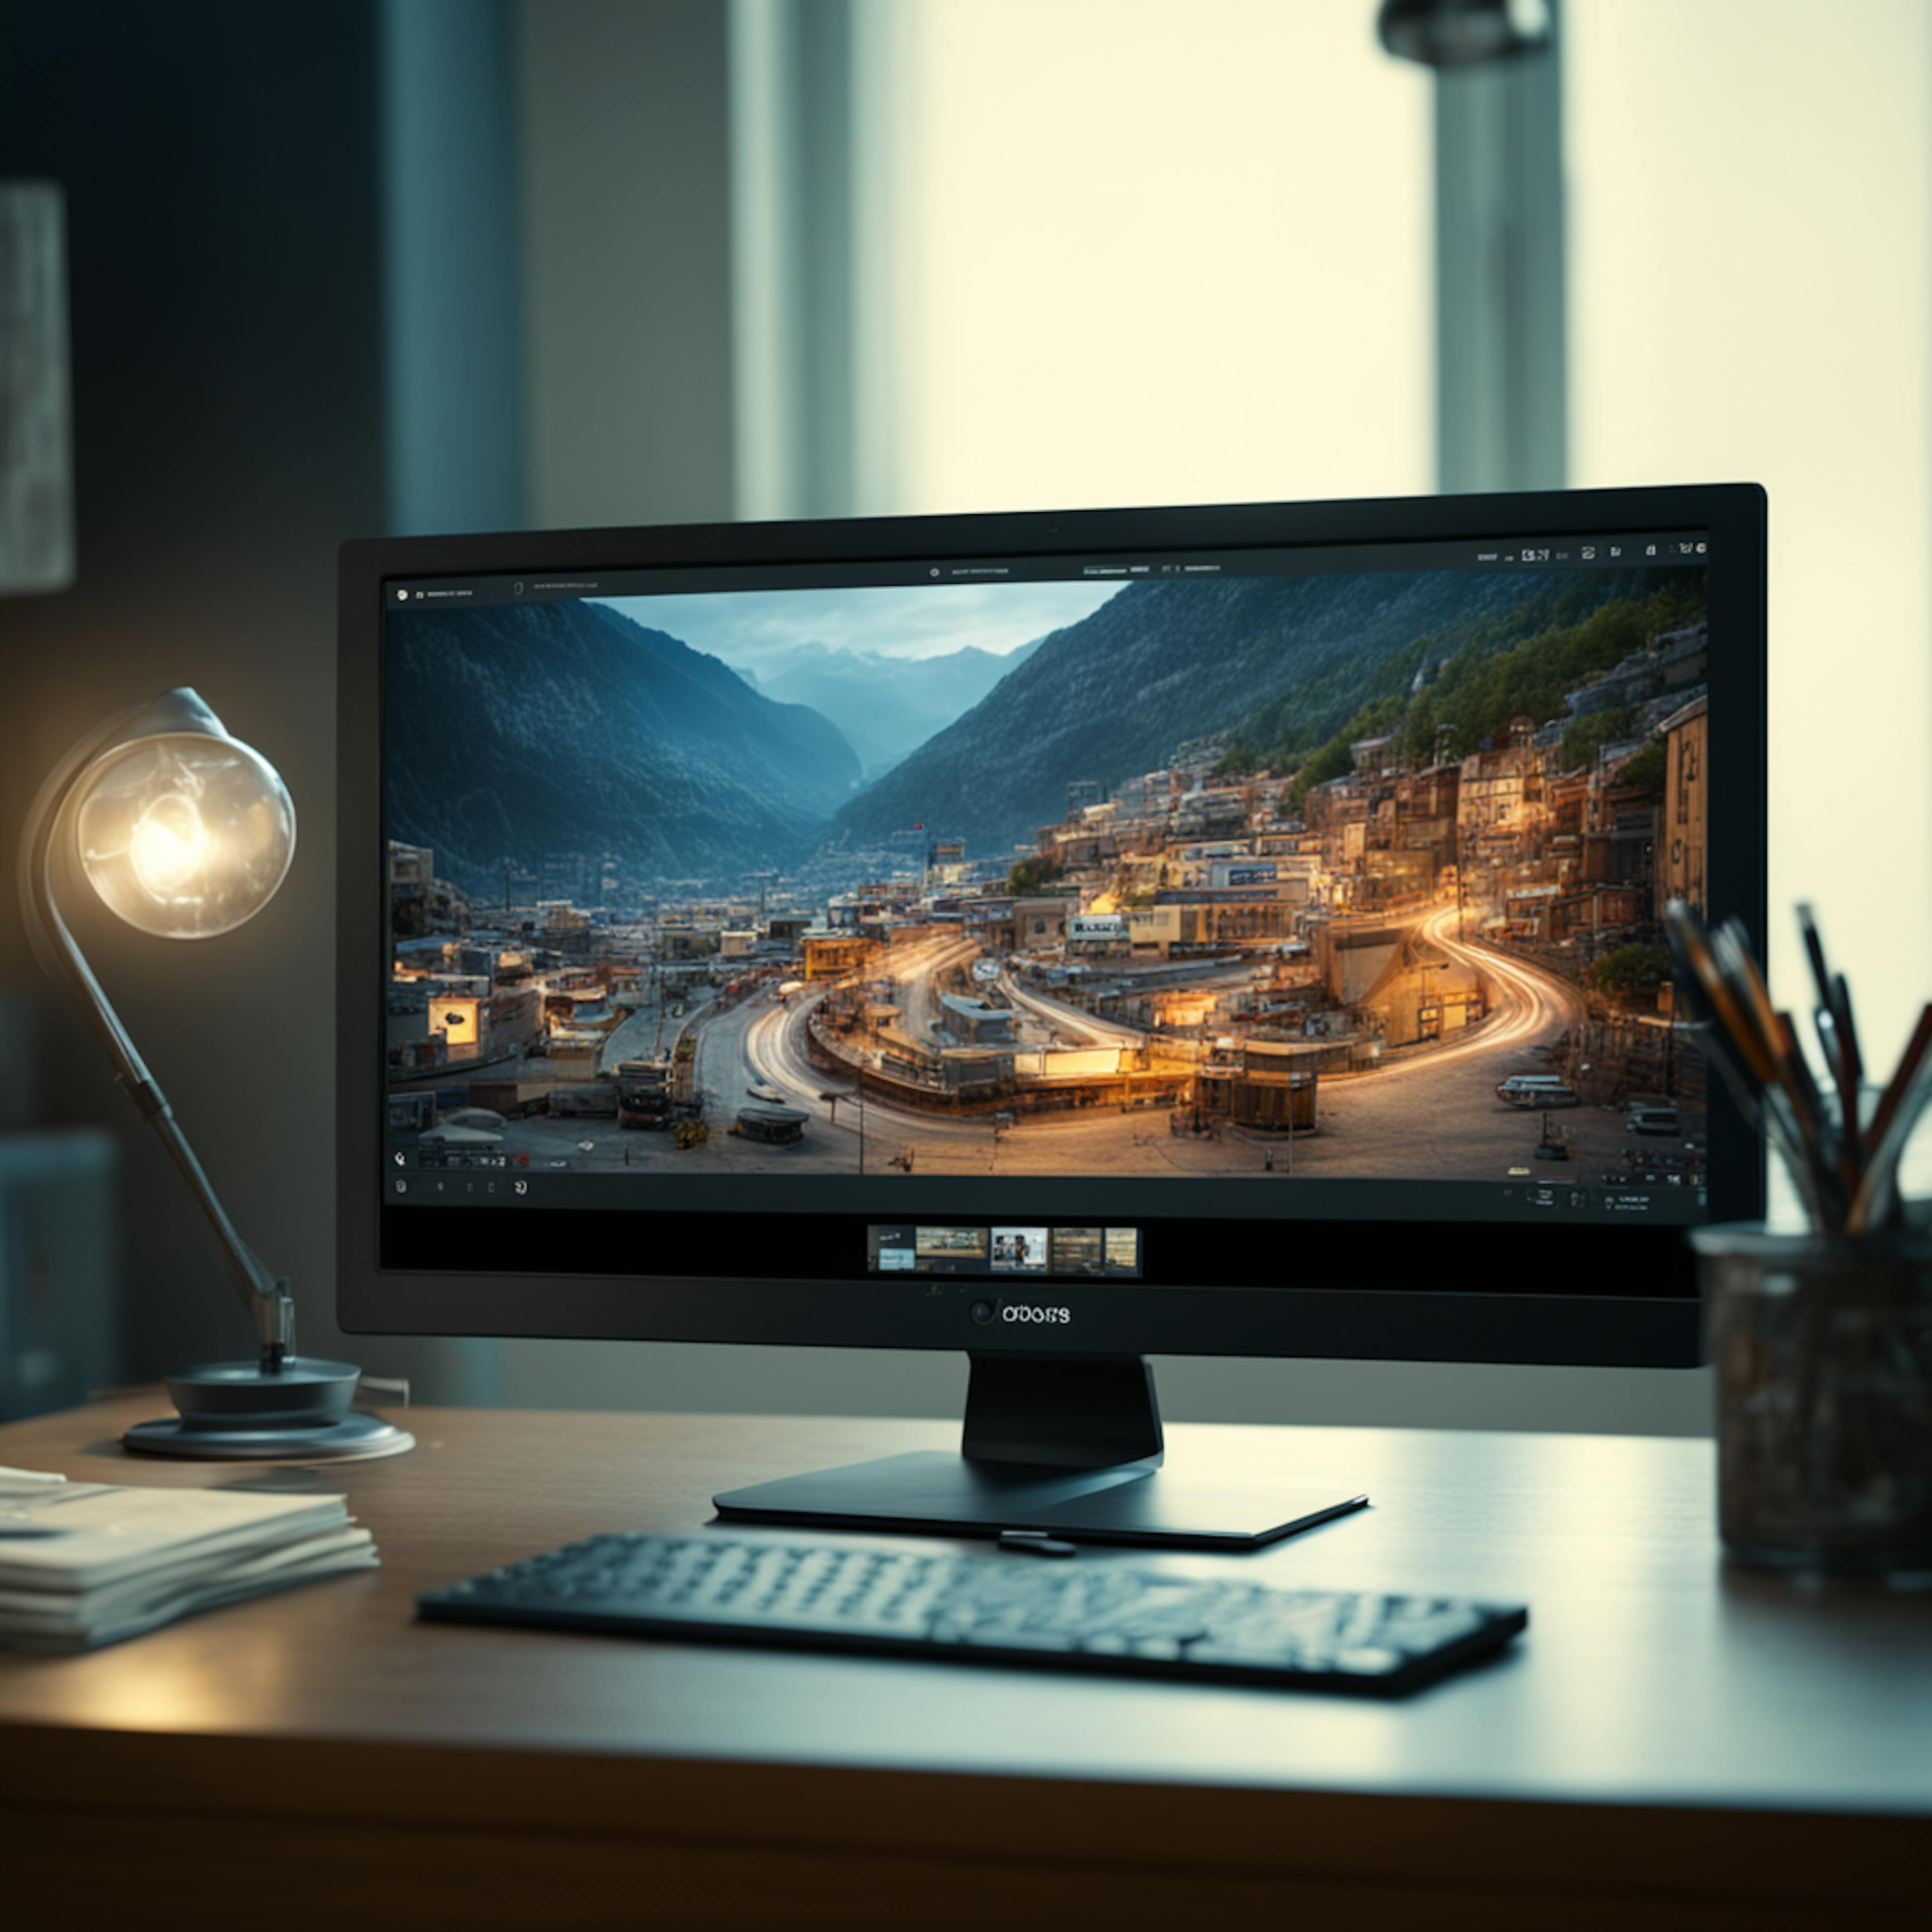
<box><xmin>382</xmin><ymin>0</ymin><xmax>525</xmax><ymax>536</ymax></box>
<box><xmin>0</xmin><ymin>2</ymin><xmax>404</xmax><ymax>1382</ymax></box>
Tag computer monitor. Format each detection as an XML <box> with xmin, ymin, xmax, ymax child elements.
<box><xmin>339</xmin><ymin>485</ymin><xmax>1766</xmax><ymax>1547</ymax></box>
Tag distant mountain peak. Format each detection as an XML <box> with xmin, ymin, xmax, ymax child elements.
<box><xmin>819</xmin><ymin>573</ymin><xmax>1629</xmax><ymax>860</ymax></box>
<box><xmin>755</xmin><ymin>636</ymin><xmax>1041</xmax><ymax>779</ymax></box>
<box><xmin>384</xmin><ymin>599</ymin><xmax>859</xmax><ymax>895</ymax></box>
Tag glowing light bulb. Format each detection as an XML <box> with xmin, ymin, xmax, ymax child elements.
<box><xmin>129</xmin><ymin>791</ymin><xmax>212</xmax><ymax>898</ymax></box>
<box><xmin>75</xmin><ymin>729</ymin><xmax>295</xmax><ymax>939</ymax></box>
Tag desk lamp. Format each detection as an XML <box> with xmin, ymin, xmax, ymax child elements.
<box><xmin>18</xmin><ymin>688</ymin><xmax>413</xmax><ymax>1458</ymax></box>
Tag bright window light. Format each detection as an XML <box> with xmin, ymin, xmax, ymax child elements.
<box><xmin>865</xmin><ymin>0</ymin><xmax>1433</xmax><ymax>515</ymax></box>
<box><xmin>1565</xmin><ymin>0</ymin><xmax>1932</xmax><ymax>1067</ymax></box>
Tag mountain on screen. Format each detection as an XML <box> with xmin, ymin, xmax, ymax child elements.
<box><xmin>385</xmin><ymin>599</ymin><xmax>860</xmax><ymax>892</ymax></box>
<box><xmin>818</xmin><ymin>570</ymin><xmax>1653</xmax><ymax>857</ymax></box>
<box><xmin>756</xmin><ymin>637</ymin><xmax>1044</xmax><ymax>778</ymax></box>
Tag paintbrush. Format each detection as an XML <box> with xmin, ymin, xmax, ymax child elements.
<box><xmin>1865</xmin><ymin>1003</ymin><xmax>1932</xmax><ymax>1158</ymax></box>
<box><xmin>1668</xmin><ymin>907</ymin><xmax>1823</xmax><ymax>1221</ymax></box>
<box><xmin>1796</xmin><ymin>903</ymin><xmax>1835</xmax><ymax>1017</ymax></box>
<box><xmin>1670</xmin><ymin>906</ymin><xmax>1776</xmax><ymax>1086</ymax></box>
<box><xmin>1848</xmin><ymin>1003</ymin><xmax>1932</xmax><ymax>1234</ymax></box>
<box><xmin>1711</xmin><ymin>916</ymin><xmax>1848</xmax><ymax>1211</ymax></box>
<box><xmin>1831</xmin><ymin>971</ymin><xmax>1865</xmax><ymax>1158</ymax></box>
<box><xmin>1665</xmin><ymin>901</ymin><xmax>1932</xmax><ymax>1235</ymax></box>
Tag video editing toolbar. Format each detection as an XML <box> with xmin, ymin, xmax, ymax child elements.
<box><xmin>384</xmin><ymin>531</ymin><xmax>1711</xmax><ymax>611</ymax></box>
<box><xmin>868</xmin><ymin>1224</ymin><xmax>1143</xmax><ymax>1279</ymax></box>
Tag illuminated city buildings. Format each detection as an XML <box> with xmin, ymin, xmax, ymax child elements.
<box><xmin>386</xmin><ymin>606</ymin><xmax>1708</xmax><ymax>1186</ymax></box>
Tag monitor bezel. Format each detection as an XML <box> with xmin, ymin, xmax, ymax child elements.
<box><xmin>337</xmin><ymin>484</ymin><xmax>1766</xmax><ymax>1370</ymax></box>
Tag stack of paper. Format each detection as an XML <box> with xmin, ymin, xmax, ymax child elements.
<box><xmin>0</xmin><ymin>1464</ymin><xmax>377</xmax><ymax>1653</ymax></box>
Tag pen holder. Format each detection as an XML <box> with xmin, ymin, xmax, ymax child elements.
<box><xmin>1693</xmin><ymin>1224</ymin><xmax>1932</xmax><ymax>1573</ymax></box>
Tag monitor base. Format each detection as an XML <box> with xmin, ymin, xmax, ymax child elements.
<box><xmin>714</xmin><ymin>1351</ymin><xmax>1366</xmax><ymax>1551</ymax></box>
<box><xmin>713</xmin><ymin>1449</ymin><xmax>1366</xmax><ymax>1551</ymax></box>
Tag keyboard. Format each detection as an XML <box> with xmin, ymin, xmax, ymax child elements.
<box><xmin>418</xmin><ymin>1533</ymin><xmax>1527</xmax><ymax>1696</ymax></box>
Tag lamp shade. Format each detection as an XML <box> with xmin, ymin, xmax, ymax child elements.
<box><xmin>1378</xmin><ymin>0</ymin><xmax>1551</xmax><ymax>68</ymax></box>
<box><xmin>72</xmin><ymin>717</ymin><xmax>295</xmax><ymax>939</ymax></box>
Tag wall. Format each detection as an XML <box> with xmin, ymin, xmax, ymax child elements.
<box><xmin>0</xmin><ymin>0</ymin><xmax>447</xmax><ymax>1391</ymax></box>
<box><xmin>1567</xmin><ymin>0</ymin><xmax>1932</xmax><ymax>1081</ymax></box>
<box><xmin>516</xmin><ymin>0</ymin><xmax>737</xmax><ymax>530</ymax></box>
<box><xmin>383</xmin><ymin>0</ymin><xmax>525</xmax><ymax>538</ymax></box>
<box><xmin>493</xmin><ymin>1341</ymin><xmax>1710</xmax><ymax>1436</ymax></box>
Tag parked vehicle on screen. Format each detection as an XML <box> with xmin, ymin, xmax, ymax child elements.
<box><xmin>615</xmin><ymin>1060</ymin><xmax>673</xmax><ymax>1130</ymax></box>
<box><xmin>1496</xmin><ymin>1074</ymin><xmax>1578</xmax><ymax>1109</ymax></box>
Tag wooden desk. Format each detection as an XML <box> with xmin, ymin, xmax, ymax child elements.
<box><xmin>2</xmin><ymin>1396</ymin><xmax>1927</xmax><ymax>1928</ymax></box>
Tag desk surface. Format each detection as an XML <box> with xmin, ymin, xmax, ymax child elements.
<box><xmin>3</xmin><ymin>1397</ymin><xmax>1928</xmax><ymax>1926</ymax></box>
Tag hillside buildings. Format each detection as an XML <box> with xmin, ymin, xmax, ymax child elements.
<box><xmin>388</xmin><ymin>606</ymin><xmax>1708</xmax><ymax>1146</ymax></box>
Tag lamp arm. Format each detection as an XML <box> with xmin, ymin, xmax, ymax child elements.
<box><xmin>16</xmin><ymin>722</ymin><xmax>296</xmax><ymax>1364</ymax></box>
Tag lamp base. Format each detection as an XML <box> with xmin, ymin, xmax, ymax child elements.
<box><xmin>123</xmin><ymin>1411</ymin><xmax>415</xmax><ymax>1460</ymax></box>
<box><xmin>121</xmin><ymin>1356</ymin><xmax>416</xmax><ymax>1462</ymax></box>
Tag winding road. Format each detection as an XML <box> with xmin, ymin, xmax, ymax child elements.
<box><xmin>662</xmin><ymin>901</ymin><xmax>1615</xmax><ymax>1183</ymax></box>
<box><xmin>475</xmin><ymin>892</ymin><xmax>1630</xmax><ymax>1181</ymax></box>
<box><xmin>998</xmin><ymin>970</ymin><xmax>1148</xmax><ymax>1049</ymax></box>
<box><xmin>1283</xmin><ymin>898</ymin><xmax>1620</xmax><ymax>1181</ymax></box>
<box><xmin>596</xmin><ymin>978</ymin><xmax>719</xmax><ymax>1076</ymax></box>
<box><xmin>1371</xmin><ymin>902</ymin><xmax>1587</xmax><ymax>1079</ymax></box>
<box><xmin>879</xmin><ymin>934</ymin><xmax>983</xmax><ymax>1044</ymax></box>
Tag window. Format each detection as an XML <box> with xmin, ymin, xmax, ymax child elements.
<box><xmin>1565</xmin><ymin>0</ymin><xmax>1932</xmax><ymax>1061</ymax></box>
<box><xmin>867</xmin><ymin>0</ymin><xmax>1432</xmax><ymax>515</ymax></box>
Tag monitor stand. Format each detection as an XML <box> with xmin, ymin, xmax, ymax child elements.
<box><xmin>712</xmin><ymin>1352</ymin><xmax>1366</xmax><ymax>1551</ymax></box>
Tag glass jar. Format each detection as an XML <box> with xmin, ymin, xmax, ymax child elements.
<box><xmin>1693</xmin><ymin>1224</ymin><xmax>1932</xmax><ymax>1572</ymax></box>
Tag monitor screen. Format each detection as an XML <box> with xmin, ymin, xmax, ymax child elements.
<box><xmin>343</xmin><ymin>490</ymin><xmax>1764</xmax><ymax>1361</ymax></box>
<box><xmin>340</xmin><ymin>498</ymin><xmax>1762</xmax><ymax>1376</ymax></box>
